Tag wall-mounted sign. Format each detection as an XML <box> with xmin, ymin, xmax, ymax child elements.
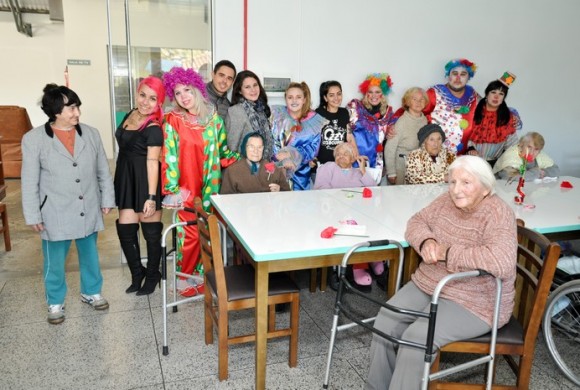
<box><xmin>263</xmin><ymin>77</ymin><xmax>291</xmax><ymax>92</ymax></box>
<box><xmin>67</xmin><ymin>59</ymin><xmax>91</xmax><ymax>66</ymax></box>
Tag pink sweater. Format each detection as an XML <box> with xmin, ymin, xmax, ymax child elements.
<box><xmin>405</xmin><ymin>193</ymin><xmax>517</xmax><ymax>327</ymax></box>
<box><xmin>313</xmin><ymin>162</ymin><xmax>376</xmax><ymax>189</ymax></box>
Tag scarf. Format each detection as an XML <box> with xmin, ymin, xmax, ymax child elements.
<box><xmin>240</xmin><ymin>97</ymin><xmax>273</xmax><ymax>161</ymax></box>
<box><xmin>247</xmin><ymin>159</ymin><xmax>259</xmax><ymax>175</ymax></box>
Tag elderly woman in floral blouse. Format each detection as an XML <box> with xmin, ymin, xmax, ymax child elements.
<box><xmin>405</xmin><ymin>124</ymin><xmax>455</xmax><ymax>184</ymax></box>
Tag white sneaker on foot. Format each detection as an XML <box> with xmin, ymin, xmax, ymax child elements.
<box><xmin>47</xmin><ymin>304</ymin><xmax>65</xmax><ymax>324</ymax></box>
<box><xmin>80</xmin><ymin>293</ymin><xmax>109</xmax><ymax>310</ymax></box>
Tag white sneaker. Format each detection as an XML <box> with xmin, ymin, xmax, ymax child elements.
<box><xmin>80</xmin><ymin>293</ymin><xmax>109</xmax><ymax>310</ymax></box>
<box><xmin>47</xmin><ymin>304</ymin><xmax>65</xmax><ymax>324</ymax></box>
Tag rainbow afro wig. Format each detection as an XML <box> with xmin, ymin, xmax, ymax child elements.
<box><xmin>358</xmin><ymin>73</ymin><xmax>393</xmax><ymax>96</ymax></box>
<box><xmin>444</xmin><ymin>58</ymin><xmax>477</xmax><ymax>79</ymax></box>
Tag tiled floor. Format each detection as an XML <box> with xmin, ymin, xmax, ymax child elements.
<box><xmin>0</xmin><ymin>177</ymin><xmax>578</xmax><ymax>389</ymax></box>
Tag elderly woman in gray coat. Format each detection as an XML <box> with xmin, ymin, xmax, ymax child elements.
<box><xmin>21</xmin><ymin>84</ymin><xmax>115</xmax><ymax>325</ymax></box>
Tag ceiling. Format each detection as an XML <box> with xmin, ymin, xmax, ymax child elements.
<box><xmin>0</xmin><ymin>0</ymin><xmax>50</xmax><ymax>14</ymax></box>
<box><xmin>0</xmin><ymin>0</ymin><xmax>56</xmax><ymax>36</ymax></box>
<box><xmin>1</xmin><ymin>0</ymin><xmax>207</xmax><ymax>37</ymax></box>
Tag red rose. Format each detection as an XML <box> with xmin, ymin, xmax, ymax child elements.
<box><xmin>320</xmin><ymin>226</ymin><xmax>338</xmax><ymax>239</ymax></box>
<box><xmin>265</xmin><ymin>162</ymin><xmax>276</xmax><ymax>174</ymax></box>
<box><xmin>265</xmin><ymin>162</ymin><xmax>276</xmax><ymax>181</ymax></box>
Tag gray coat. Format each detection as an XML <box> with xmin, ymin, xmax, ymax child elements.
<box><xmin>225</xmin><ymin>104</ymin><xmax>252</xmax><ymax>153</ymax></box>
<box><xmin>21</xmin><ymin>122</ymin><xmax>115</xmax><ymax>241</ymax></box>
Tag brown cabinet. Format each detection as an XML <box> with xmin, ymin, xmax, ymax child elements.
<box><xmin>0</xmin><ymin>139</ymin><xmax>6</xmax><ymax>201</ymax></box>
<box><xmin>0</xmin><ymin>105</ymin><xmax>33</xmax><ymax>178</ymax></box>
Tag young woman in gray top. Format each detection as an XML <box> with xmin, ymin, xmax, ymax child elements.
<box><xmin>225</xmin><ymin>70</ymin><xmax>274</xmax><ymax>161</ymax></box>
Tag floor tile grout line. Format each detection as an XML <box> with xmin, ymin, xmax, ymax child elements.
<box><xmin>148</xmin><ymin>293</ymin><xmax>168</xmax><ymax>390</ymax></box>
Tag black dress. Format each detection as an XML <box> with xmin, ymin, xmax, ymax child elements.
<box><xmin>114</xmin><ymin>110</ymin><xmax>163</xmax><ymax>212</ymax></box>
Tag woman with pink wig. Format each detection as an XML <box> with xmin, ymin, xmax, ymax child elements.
<box><xmin>114</xmin><ymin>75</ymin><xmax>166</xmax><ymax>296</ymax></box>
<box><xmin>161</xmin><ymin>67</ymin><xmax>238</xmax><ymax>297</ymax></box>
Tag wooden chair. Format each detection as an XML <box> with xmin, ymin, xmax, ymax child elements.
<box><xmin>0</xmin><ymin>202</ymin><xmax>11</xmax><ymax>251</ymax></box>
<box><xmin>193</xmin><ymin>197</ymin><xmax>300</xmax><ymax>381</ymax></box>
<box><xmin>429</xmin><ymin>223</ymin><xmax>561</xmax><ymax>389</ymax></box>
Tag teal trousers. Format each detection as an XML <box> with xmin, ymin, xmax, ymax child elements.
<box><xmin>42</xmin><ymin>233</ymin><xmax>103</xmax><ymax>305</ymax></box>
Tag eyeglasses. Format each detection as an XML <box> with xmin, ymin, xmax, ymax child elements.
<box><xmin>247</xmin><ymin>145</ymin><xmax>264</xmax><ymax>152</ymax></box>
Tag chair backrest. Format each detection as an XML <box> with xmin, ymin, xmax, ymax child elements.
<box><xmin>514</xmin><ymin>224</ymin><xmax>560</xmax><ymax>345</ymax></box>
<box><xmin>194</xmin><ymin>197</ymin><xmax>228</xmax><ymax>303</ymax></box>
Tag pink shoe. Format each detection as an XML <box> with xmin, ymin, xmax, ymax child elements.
<box><xmin>353</xmin><ymin>268</ymin><xmax>372</xmax><ymax>285</ymax></box>
<box><xmin>370</xmin><ymin>261</ymin><xmax>385</xmax><ymax>277</ymax></box>
<box><xmin>346</xmin><ymin>267</ymin><xmax>372</xmax><ymax>293</ymax></box>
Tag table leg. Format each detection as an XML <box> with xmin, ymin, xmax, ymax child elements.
<box><xmin>404</xmin><ymin>247</ymin><xmax>419</xmax><ymax>284</ymax></box>
<box><xmin>255</xmin><ymin>261</ymin><xmax>269</xmax><ymax>390</ymax></box>
<box><xmin>387</xmin><ymin>253</ymin><xmax>398</xmax><ymax>299</ymax></box>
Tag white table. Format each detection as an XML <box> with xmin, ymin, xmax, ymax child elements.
<box><xmin>495</xmin><ymin>176</ymin><xmax>580</xmax><ymax>237</ymax></box>
<box><xmin>210</xmin><ymin>176</ymin><xmax>579</xmax><ymax>390</ymax></box>
<box><xmin>211</xmin><ymin>189</ymin><xmax>410</xmax><ymax>390</ymax></box>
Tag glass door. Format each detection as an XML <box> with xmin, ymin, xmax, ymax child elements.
<box><xmin>107</xmin><ymin>0</ymin><xmax>213</xmax><ymax>142</ymax></box>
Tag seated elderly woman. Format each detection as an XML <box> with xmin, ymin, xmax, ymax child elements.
<box><xmin>493</xmin><ymin>131</ymin><xmax>560</xmax><ymax>180</ymax></box>
<box><xmin>221</xmin><ymin>132</ymin><xmax>290</xmax><ymax>194</ymax></box>
<box><xmin>314</xmin><ymin>142</ymin><xmax>386</xmax><ymax>292</ymax></box>
<box><xmin>405</xmin><ymin>123</ymin><xmax>456</xmax><ymax>184</ymax></box>
<box><xmin>313</xmin><ymin>142</ymin><xmax>376</xmax><ymax>189</ymax></box>
<box><xmin>366</xmin><ymin>155</ymin><xmax>518</xmax><ymax>390</ymax></box>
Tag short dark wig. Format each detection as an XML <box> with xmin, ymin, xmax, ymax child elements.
<box><xmin>41</xmin><ymin>83</ymin><xmax>82</xmax><ymax>122</ymax></box>
<box><xmin>474</xmin><ymin>80</ymin><xmax>510</xmax><ymax>127</ymax></box>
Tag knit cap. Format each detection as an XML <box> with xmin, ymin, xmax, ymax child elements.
<box><xmin>417</xmin><ymin>124</ymin><xmax>446</xmax><ymax>146</ymax></box>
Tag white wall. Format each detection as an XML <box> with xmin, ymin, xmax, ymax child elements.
<box><xmin>0</xmin><ymin>0</ymin><xmax>210</xmax><ymax>157</ymax></box>
<box><xmin>215</xmin><ymin>0</ymin><xmax>580</xmax><ymax>176</ymax></box>
<box><xmin>0</xmin><ymin>12</ymin><xmax>66</xmax><ymax>130</ymax></box>
<box><xmin>1</xmin><ymin>0</ymin><xmax>579</xmax><ymax>175</ymax></box>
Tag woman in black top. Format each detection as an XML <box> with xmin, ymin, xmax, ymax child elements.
<box><xmin>114</xmin><ymin>76</ymin><xmax>165</xmax><ymax>295</ymax></box>
<box><xmin>314</xmin><ymin>80</ymin><xmax>355</xmax><ymax>167</ymax></box>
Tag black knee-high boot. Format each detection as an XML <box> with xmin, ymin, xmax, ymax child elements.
<box><xmin>137</xmin><ymin>221</ymin><xmax>163</xmax><ymax>296</ymax></box>
<box><xmin>116</xmin><ymin>220</ymin><xmax>146</xmax><ymax>293</ymax></box>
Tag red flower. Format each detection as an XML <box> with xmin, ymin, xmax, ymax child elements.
<box><xmin>265</xmin><ymin>162</ymin><xmax>276</xmax><ymax>174</ymax></box>
<box><xmin>265</xmin><ymin>162</ymin><xmax>276</xmax><ymax>181</ymax></box>
<box><xmin>376</xmin><ymin>143</ymin><xmax>384</xmax><ymax>153</ymax></box>
<box><xmin>320</xmin><ymin>226</ymin><xmax>338</xmax><ymax>239</ymax></box>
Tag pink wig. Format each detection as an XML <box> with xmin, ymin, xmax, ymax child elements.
<box><xmin>162</xmin><ymin>67</ymin><xmax>207</xmax><ymax>101</ymax></box>
<box><xmin>137</xmin><ymin>76</ymin><xmax>166</xmax><ymax>127</ymax></box>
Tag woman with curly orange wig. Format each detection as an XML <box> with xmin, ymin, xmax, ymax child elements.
<box><xmin>347</xmin><ymin>73</ymin><xmax>397</xmax><ymax>174</ymax></box>
<box><xmin>345</xmin><ymin>73</ymin><xmax>397</xmax><ymax>291</ymax></box>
